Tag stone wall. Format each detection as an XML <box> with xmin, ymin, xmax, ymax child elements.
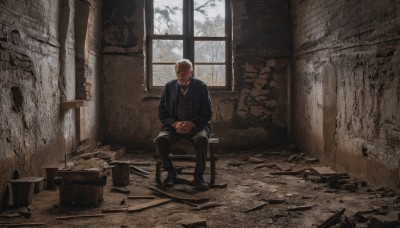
<box><xmin>0</xmin><ymin>0</ymin><xmax>102</xmax><ymax>209</ymax></box>
<box><xmin>291</xmin><ymin>0</ymin><xmax>400</xmax><ymax>187</ymax></box>
<box><xmin>101</xmin><ymin>0</ymin><xmax>291</xmax><ymax>150</ymax></box>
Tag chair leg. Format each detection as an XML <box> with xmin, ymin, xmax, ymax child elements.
<box><xmin>209</xmin><ymin>144</ymin><xmax>216</xmax><ymax>187</ymax></box>
<box><xmin>155</xmin><ymin>160</ymin><xmax>162</xmax><ymax>185</ymax></box>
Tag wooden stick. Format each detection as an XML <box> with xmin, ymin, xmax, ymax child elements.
<box><xmin>130</xmin><ymin>170</ymin><xmax>149</xmax><ymax>178</ymax></box>
<box><xmin>55</xmin><ymin>214</ymin><xmax>105</xmax><ymax>220</ymax></box>
<box><xmin>128</xmin><ymin>195</ymin><xmax>155</xmax><ymax>199</ymax></box>
<box><xmin>129</xmin><ymin>166</ymin><xmax>149</xmax><ymax>174</ymax></box>
<box><xmin>0</xmin><ymin>223</ymin><xmax>45</xmax><ymax>227</ymax></box>
<box><xmin>191</xmin><ymin>202</ymin><xmax>223</xmax><ymax>211</ymax></box>
<box><xmin>287</xmin><ymin>205</ymin><xmax>313</xmax><ymax>211</ymax></box>
<box><xmin>0</xmin><ymin>214</ymin><xmax>20</xmax><ymax>218</ymax></box>
<box><xmin>317</xmin><ymin>209</ymin><xmax>345</xmax><ymax>228</ymax></box>
<box><xmin>127</xmin><ymin>198</ymin><xmax>172</xmax><ymax>213</ymax></box>
<box><xmin>244</xmin><ymin>202</ymin><xmax>269</xmax><ymax>213</ymax></box>
<box><xmin>102</xmin><ymin>208</ymin><xmax>127</xmax><ymax>213</ymax></box>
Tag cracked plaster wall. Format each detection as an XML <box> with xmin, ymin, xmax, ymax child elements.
<box><xmin>0</xmin><ymin>0</ymin><xmax>102</xmax><ymax>209</ymax></box>
<box><xmin>291</xmin><ymin>0</ymin><xmax>400</xmax><ymax>187</ymax></box>
<box><xmin>101</xmin><ymin>0</ymin><xmax>291</xmax><ymax>150</ymax></box>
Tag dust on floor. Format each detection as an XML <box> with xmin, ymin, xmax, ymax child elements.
<box><xmin>1</xmin><ymin>148</ymin><xmax>399</xmax><ymax>228</ymax></box>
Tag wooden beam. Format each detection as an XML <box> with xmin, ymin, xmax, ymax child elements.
<box><xmin>61</xmin><ymin>100</ymin><xmax>85</xmax><ymax>110</ymax></box>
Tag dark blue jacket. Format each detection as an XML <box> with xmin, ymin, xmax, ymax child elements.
<box><xmin>158</xmin><ymin>77</ymin><xmax>213</xmax><ymax>134</ymax></box>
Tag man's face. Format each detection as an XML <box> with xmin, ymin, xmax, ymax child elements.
<box><xmin>175</xmin><ymin>63</ymin><xmax>193</xmax><ymax>85</ymax></box>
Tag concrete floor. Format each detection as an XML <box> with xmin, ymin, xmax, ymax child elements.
<box><xmin>0</xmin><ymin>147</ymin><xmax>399</xmax><ymax>227</ymax></box>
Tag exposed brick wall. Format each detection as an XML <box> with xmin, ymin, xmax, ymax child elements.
<box><xmin>291</xmin><ymin>0</ymin><xmax>400</xmax><ymax>187</ymax></box>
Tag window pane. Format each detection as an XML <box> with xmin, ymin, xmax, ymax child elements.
<box><xmin>195</xmin><ymin>65</ymin><xmax>225</xmax><ymax>86</ymax></box>
<box><xmin>153</xmin><ymin>40</ymin><xmax>183</xmax><ymax>62</ymax></box>
<box><xmin>153</xmin><ymin>64</ymin><xmax>176</xmax><ymax>86</ymax></box>
<box><xmin>195</xmin><ymin>41</ymin><xmax>225</xmax><ymax>63</ymax></box>
<box><xmin>194</xmin><ymin>0</ymin><xmax>225</xmax><ymax>37</ymax></box>
<box><xmin>154</xmin><ymin>0</ymin><xmax>183</xmax><ymax>35</ymax></box>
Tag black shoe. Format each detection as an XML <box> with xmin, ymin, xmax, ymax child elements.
<box><xmin>193</xmin><ymin>173</ymin><xmax>209</xmax><ymax>191</ymax></box>
<box><xmin>163</xmin><ymin>171</ymin><xmax>177</xmax><ymax>188</ymax></box>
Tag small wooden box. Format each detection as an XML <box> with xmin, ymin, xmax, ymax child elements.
<box><xmin>59</xmin><ymin>184</ymin><xmax>104</xmax><ymax>207</ymax></box>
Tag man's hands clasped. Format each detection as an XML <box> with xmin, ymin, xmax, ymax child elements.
<box><xmin>172</xmin><ymin>121</ymin><xmax>194</xmax><ymax>134</ymax></box>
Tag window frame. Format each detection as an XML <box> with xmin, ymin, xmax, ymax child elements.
<box><xmin>145</xmin><ymin>0</ymin><xmax>232</xmax><ymax>91</ymax></box>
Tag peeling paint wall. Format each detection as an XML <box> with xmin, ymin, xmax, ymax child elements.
<box><xmin>291</xmin><ymin>0</ymin><xmax>400</xmax><ymax>187</ymax></box>
<box><xmin>0</xmin><ymin>0</ymin><xmax>102</xmax><ymax>209</ymax></box>
<box><xmin>101</xmin><ymin>0</ymin><xmax>291</xmax><ymax>150</ymax></box>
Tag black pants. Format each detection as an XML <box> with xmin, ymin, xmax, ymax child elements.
<box><xmin>155</xmin><ymin>129</ymin><xmax>209</xmax><ymax>174</ymax></box>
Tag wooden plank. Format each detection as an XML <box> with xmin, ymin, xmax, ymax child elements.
<box><xmin>149</xmin><ymin>186</ymin><xmax>209</xmax><ymax>203</ymax></box>
<box><xmin>248</xmin><ymin>157</ymin><xmax>264</xmax><ymax>163</ymax></box>
<box><xmin>0</xmin><ymin>223</ymin><xmax>46</xmax><ymax>227</ymax></box>
<box><xmin>127</xmin><ymin>195</ymin><xmax>155</xmax><ymax>199</ymax></box>
<box><xmin>129</xmin><ymin>166</ymin><xmax>149</xmax><ymax>174</ymax></box>
<box><xmin>102</xmin><ymin>208</ymin><xmax>127</xmax><ymax>213</ymax></box>
<box><xmin>61</xmin><ymin>100</ymin><xmax>85</xmax><ymax>110</ymax></box>
<box><xmin>311</xmin><ymin>166</ymin><xmax>338</xmax><ymax>176</ymax></box>
<box><xmin>190</xmin><ymin>202</ymin><xmax>223</xmax><ymax>211</ymax></box>
<box><xmin>254</xmin><ymin>163</ymin><xmax>276</xmax><ymax>169</ymax></box>
<box><xmin>178</xmin><ymin>217</ymin><xmax>207</xmax><ymax>228</ymax></box>
<box><xmin>287</xmin><ymin>205</ymin><xmax>313</xmax><ymax>211</ymax></box>
<box><xmin>127</xmin><ymin>198</ymin><xmax>172</xmax><ymax>213</ymax></box>
<box><xmin>317</xmin><ymin>208</ymin><xmax>345</xmax><ymax>228</ymax></box>
<box><xmin>244</xmin><ymin>202</ymin><xmax>268</xmax><ymax>213</ymax></box>
<box><xmin>55</xmin><ymin>214</ymin><xmax>105</xmax><ymax>220</ymax></box>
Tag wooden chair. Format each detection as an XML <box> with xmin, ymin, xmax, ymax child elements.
<box><xmin>155</xmin><ymin>137</ymin><xmax>226</xmax><ymax>188</ymax></box>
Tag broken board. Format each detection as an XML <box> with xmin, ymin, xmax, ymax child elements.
<box><xmin>311</xmin><ymin>166</ymin><xmax>338</xmax><ymax>176</ymax></box>
<box><xmin>177</xmin><ymin>217</ymin><xmax>207</xmax><ymax>228</ymax></box>
<box><xmin>127</xmin><ymin>198</ymin><xmax>172</xmax><ymax>213</ymax></box>
<box><xmin>149</xmin><ymin>186</ymin><xmax>209</xmax><ymax>203</ymax></box>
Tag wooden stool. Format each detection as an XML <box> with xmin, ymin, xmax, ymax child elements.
<box><xmin>11</xmin><ymin>177</ymin><xmax>45</xmax><ymax>207</ymax></box>
<box><xmin>155</xmin><ymin>137</ymin><xmax>226</xmax><ymax>188</ymax></box>
<box><xmin>43</xmin><ymin>167</ymin><xmax>58</xmax><ymax>190</ymax></box>
<box><xmin>110</xmin><ymin>161</ymin><xmax>130</xmax><ymax>186</ymax></box>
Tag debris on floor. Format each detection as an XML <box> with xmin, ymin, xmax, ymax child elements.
<box><xmin>0</xmin><ymin>146</ymin><xmax>399</xmax><ymax>227</ymax></box>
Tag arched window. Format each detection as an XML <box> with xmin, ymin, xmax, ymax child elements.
<box><xmin>145</xmin><ymin>0</ymin><xmax>232</xmax><ymax>90</ymax></box>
